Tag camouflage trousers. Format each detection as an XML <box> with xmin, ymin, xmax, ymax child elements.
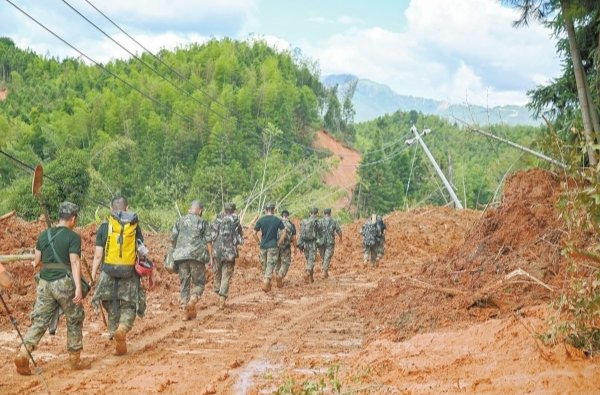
<box><xmin>178</xmin><ymin>260</ymin><xmax>206</xmax><ymax>307</ymax></box>
<box><xmin>376</xmin><ymin>236</ymin><xmax>385</xmax><ymax>259</ymax></box>
<box><xmin>275</xmin><ymin>246</ymin><xmax>292</xmax><ymax>277</ymax></box>
<box><xmin>363</xmin><ymin>244</ymin><xmax>377</xmax><ymax>265</ymax></box>
<box><xmin>303</xmin><ymin>241</ymin><xmax>317</xmax><ymax>273</ymax></box>
<box><xmin>213</xmin><ymin>258</ymin><xmax>235</xmax><ymax>298</ymax></box>
<box><xmin>260</xmin><ymin>248</ymin><xmax>279</xmax><ymax>280</ymax></box>
<box><xmin>101</xmin><ymin>299</ymin><xmax>136</xmax><ymax>338</ymax></box>
<box><xmin>24</xmin><ymin>275</ymin><xmax>84</xmax><ymax>353</ymax></box>
<box><xmin>317</xmin><ymin>244</ymin><xmax>335</xmax><ymax>273</ymax></box>
<box><xmin>92</xmin><ymin>272</ymin><xmax>146</xmax><ymax>338</ymax></box>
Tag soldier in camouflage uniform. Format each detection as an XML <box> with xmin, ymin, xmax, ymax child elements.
<box><xmin>15</xmin><ymin>202</ymin><xmax>91</xmax><ymax>375</ymax></box>
<box><xmin>317</xmin><ymin>208</ymin><xmax>342</xmax><ymax>278</ymax></box>
<box><xmin>361</xmin><ymin>214</ymin><xmax>382</xmax><ymax>267</ymax></box>
<box><xmin>210</xmin><ymin>202</ymin><xmax>243</xmax><ymax>309</ymax></box>
<box><xmin>298</xmin><ymin>207</ymin><xmax>321</xmax><ymax>284</ymax></box>
<box><xmin>171</xmin><ymin>200</ymin><xmax>213</xmax><ymax>320</ymax></box>
<box><xmin>274</xmin><ymin>210</ymin><xmax>297</xmax><ymax>288</ymax></box>
<box><xmin>376</xmin><ymin>215</ymin><xmax>386</xmax><ymax>261</ymax></box>
<box><xmin>92</xmin><ymin>196</ymin><xmax>154</xmax><ymax>356</ymax></box>
<box><xmin>253</xmin><ymin>202</ymin><xmax>286</xmax><ymax>292</ymax></box>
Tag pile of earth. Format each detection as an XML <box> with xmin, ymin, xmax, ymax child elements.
<box><xmin>356</xmin><ymin>168</ymin><xmax>580</xmax><ymax>342</ymax></box>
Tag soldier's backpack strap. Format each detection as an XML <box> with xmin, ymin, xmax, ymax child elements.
<box><xmin>43</xmin><ymin>228</ymin><xmax>71</xmax><ymax>271</ymax></box>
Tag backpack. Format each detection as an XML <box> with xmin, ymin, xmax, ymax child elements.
<box><xmin>103</xmin><ymin>211</ymin><xmax>139</xmax><ymax>278</ymax></box>
<box><xmin>212</xmin><ymin>213</ymin><xmax>240</xmax><ymax>260</ymax></box>
<box><xmin>278</xmin><ymin>219</ymin><xmax>294</xmax><ymax>248</ymax></box>
<box><xmin>300</xmin><ymin>217</ymin><xmax>317</xmax><ymax>241</ymax></box>
<box><xmin>361</xmin><ymin>220</ymin><xmax>380</xmax><ymax>247</ymax></box>
<box><xmin>319</xmin><ymin>217</ymin><xmax>334</xmax><ymax>245</ymax></box>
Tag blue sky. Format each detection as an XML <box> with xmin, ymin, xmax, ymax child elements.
<box><xmin>0</xmin><ymin>0</ymin><xmax>561</xmax><ymax>106</ymax></box>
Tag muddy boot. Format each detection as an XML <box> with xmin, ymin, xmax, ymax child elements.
<box><xmin>275</xmin><ymin>275</ymin><xmax>283</xmax><ymax>288</ymax></box>
<box><xmin>262</xmin><ymin>279</ymin><xmax>272</xmax><ymax>292</ymax></box>
<box><xmin>218</xmin><ymin>296</ymin><xmax>226</xmax><ymax>310</ymax></box>
<box><xmin>181</xmin><ymin>307</ymin><xmax>190</xmax><ymax>321</ymax></box>
<box><xmin>14</xmin><ymin>345</ymin><xmax>32</xmax><ymax>375</ymax></box>
<box><xmin>323</xmin><ymin>271</ymin><xmax>329</xmax><ymax>279</ymax></box>
<box><xmin>186</xmin><ymin>295</ymin><xmax>199</xmax><ymax>319</ymax></box>
<box><xmin>309</xmin><ymin>271</ymin><xmax>314</xmax><ymax>283</ymax></box>
<box><xmin>68</xmin><ymin>351</ymin><xmax>91</xmax><ymax>370</ymax></box>
<box><xmin>303</xmin><ymin>272</ymin><xmax>310</xmax><ymax>284</ymax></box>
<box><xmin>113</xmin><ymin>324</ymin><xmax>128</xmax><ymax>355</ymax></box>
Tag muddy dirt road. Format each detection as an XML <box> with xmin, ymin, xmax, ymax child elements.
<box><xmin>2</xmin><ymin>179</ymin><xmax>600</xmax><ymax>394</ymax></box>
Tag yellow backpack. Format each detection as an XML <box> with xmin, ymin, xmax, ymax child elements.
<box><xmin>103</xmin><ymin>211</ymin><xmax>139</xmax><ymax>278</ymax></box>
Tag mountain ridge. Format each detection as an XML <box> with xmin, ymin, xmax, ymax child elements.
<box><xmin>322</xmin><ymin>74</ymin><xmax>540</xmax><ymax>127</ymax></box>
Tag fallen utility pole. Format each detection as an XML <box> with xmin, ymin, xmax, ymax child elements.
<box><xmin>412</xmin><ymin>126</ymin><xmax>463</xmax><ymax>209</ymax></box>
<box><xmin>464</xmin><ymin>124</ymin><xmax>567</xmax><ymax>169</ymax></box>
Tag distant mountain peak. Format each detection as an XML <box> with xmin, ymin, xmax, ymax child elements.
<box><xmin>321</xmin><ymin>74</ymin><xmax>539</xmax><ymax>126</ymax></box>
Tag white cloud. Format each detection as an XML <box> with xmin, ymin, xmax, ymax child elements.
<box><xmin>337</xmin><ymin>16</ymin><xmax>357</xmax><ymax>24</ymax></box>
<box><xmin>301</xmin><ymin>0</ymin><xmax>560</xmax><ymax>106</ymax></box>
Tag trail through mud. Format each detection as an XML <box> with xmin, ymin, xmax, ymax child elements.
<box><xmin>2</xmin><ymin>170</ymin><xmax>600</xmax><ymax>394</ymax></box>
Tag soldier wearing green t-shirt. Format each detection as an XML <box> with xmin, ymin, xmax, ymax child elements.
<box><xmin>252</xmin><ymin>202</ymin><xmax>286</xmax><ymax>292</ymax></box>
<box><xmin>14</xmin><ymin>202</ymin><xmax>91</xmax><ymax>375</ymax></box>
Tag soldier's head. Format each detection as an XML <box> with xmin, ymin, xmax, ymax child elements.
<box><xmin>281</xmin><ymin>210</ymin><xmax>290</xmax><ymax>218</ymax></box>
<box><xmin>224</xmin><ymin>202</ymin><xmax>236</xmax><ymax>214</ymax></box>
<box><xmin>323</xmin><ymin>208</ymin><xmax>331</xmax><ymax>216</ymax></box>
<box><xmin>111</xmin><ymin>195</ymin><xmax>129</xmax><ymax>212</ymax></box>
<box><xmin>190</xmin><ymin>200</ymin><xmax>204</xmax><ymax>216</ymax></box>
<box><xmin>58</xmin><ymin>201</ymin><xmax>79</xmax><ymax>229</ymax></box>
<box><xmin>264</xmin><ymin>202</ymin><xmax>276</xmax><ymax>214</ymax></box>
<box><xmin>309</xmin><ymin>207</ymin><xmax>318</xmax><ymax>217</ymax></box>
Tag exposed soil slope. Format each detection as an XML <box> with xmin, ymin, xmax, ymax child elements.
<box><xmin>313</xmin><ymin>130</ymin><xmax>360</xmax><ymax>210</ymax></box>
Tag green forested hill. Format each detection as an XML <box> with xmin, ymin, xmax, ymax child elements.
<box><xmin>353</xmin><ymin>110</ymin><xmax>548</xmax><ymax>216</ymax></box>
<box><xmin>0</xmin><ymin>37</ymin><xmax>334</xmax><ymax>228</ymax></box>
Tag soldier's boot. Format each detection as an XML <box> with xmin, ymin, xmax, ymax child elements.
<box><xmin>218</xmin><ymin>296</ymin><xmax>227</xmax><ymax>310</ymax></box>
<box><xmin>68</xmin><ymin>351</ymin><xmax>92</xmax><ymax>370</ymax></box>
<box><xmin>181</xmin><ymin>306</ymin><xmax>190</xmax><ymax>321</ymax></box>
<box><xmin>275</xmin><ymin>275</ymin><xmax>283</xmax><ymax>288</ymax></box>
<box><xmin>303</xmin><ymin>272</ymin><xmax>310</xmax><ymax>284</ymax></box>
<box><xmin>113</xmin><ymin>324</ymin><xmax>128</xmax><ymax>355</ymax></box>
<box><xmin>14</xmin><ymin>345</ymin><xmax>32</xmax><ymax>375</ymax></box>
<box><xmin>363</xmin><ymin>259</ymin><xmax>368</xmax><ymax>267</ymax></box>
<box><xmin>309</xmin><ymin>271</ymin><xmax>314</xmax><ymax>283</ymax></box>
<box><xmin>186</xmin><ymin>295</ymin><xmax>199</xmax><ymax>319</ymax></box>
<box><xmin>323</xmin><ymin>271</ymin><xmax>329</xmax><ymax>279</ymax></box>
<box><xmin>262</xmin><ymin>278</ymin><xmax>271</xmax><ymax>292</ymax></box>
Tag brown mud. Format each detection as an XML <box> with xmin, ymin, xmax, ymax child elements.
<box><xmin>1</xmin><ymin>169</ymin><xmax>600</xmax><ymax>394</ymax></box>
<box><xmin>314</xmin><ymin>130</ymin><xmax>360</xmax><ymax>211</ymax></box>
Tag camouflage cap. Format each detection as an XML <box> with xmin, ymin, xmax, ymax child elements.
<box><xmin>59</xmin><ymin>201</ymin><xmax>79</xmax><ymax>216</ymax></box>
<box><xmin>309</xmin><ymin>206</ymin><xmax>318</xmax><ymax>214</ymax></box>
<box><xmin>224</xmin><ymin>202</ymin><xmax>236</xmax><ymax>211</ymax></box>
<box><xmin>264</xmin><ymin>202</ymin><xmax>276</xmax><ymax>210</ymax></box>
<box><xmin>323</xmin><ymin>207</ymin><xmax>331</xmax><ymax>215</ymax></box>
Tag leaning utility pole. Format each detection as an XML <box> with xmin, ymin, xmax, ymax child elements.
<box><xmin>411</xmin><ymin>126</ymin><xmax>463</xmax><ymax>209</ymax></box>
<box><xmin>464</xmin><ymin>124</ymin><xmax>567</xmax><ymax>169</ymax></box>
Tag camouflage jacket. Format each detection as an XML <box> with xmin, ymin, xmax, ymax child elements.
<box><xmin>210</xmin><ymin>213</ymin><xmax>243</xmax><ymax>261</ymax></box>
<box><xmin>318</xmin><ymin>216</ymin><xmax>342</xmax><ymax>246</ymax></box>
<box><xmin>171</xmin><ymin>213</ymin><xmax>211</xmax><ymax>263</ymax></box>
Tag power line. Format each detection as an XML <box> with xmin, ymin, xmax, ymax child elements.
<box><xmin>5</xmin><ymin>0</ymin><xmax>320</xmax><ymax>172</ymax></box>
<box><xmin>76</xmin><ymin>0</ymin><xmax>332</xmax><ymax>158</ymax></box>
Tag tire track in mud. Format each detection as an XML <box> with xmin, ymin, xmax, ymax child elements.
<box><xmin>3</xmin><ymin>274</ymin><xmax>377</xmax><ymax>395</ymax></box>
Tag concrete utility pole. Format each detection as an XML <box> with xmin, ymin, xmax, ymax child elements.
<box><xmin>411</xmin><ymin>126</ymin><xmax>463</xmax><ymax>209</ymax></box>
<box><xmin>465</xmin><ymin>125</ymin><xmax>567</xmax><ymax>169</ymax></box>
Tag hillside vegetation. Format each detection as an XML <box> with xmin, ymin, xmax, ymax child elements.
<box><xmin>0</xmin><ymin>37</ymin><xmax>337</xmax><ymax>228</ymax></box>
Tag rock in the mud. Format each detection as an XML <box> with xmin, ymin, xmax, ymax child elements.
<box><xmin>229</xmin><ymin>359</ymin><xmax>244</xmax><ymax>369</ymax></box>
<box><xmin>218</xmin><ymin>370</ymin><xmax>229</xmax><ymax>381</ymax></box>
<box><xmin>201</xmin><ymin>384</ymin><xmax>216</xmax><ymax>395</ymax></box>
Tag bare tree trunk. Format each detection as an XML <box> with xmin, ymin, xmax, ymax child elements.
<box><xmin>561</xmin><ymin>0</ymin><xmax>597</xmax><ymax>164</ymax></box>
